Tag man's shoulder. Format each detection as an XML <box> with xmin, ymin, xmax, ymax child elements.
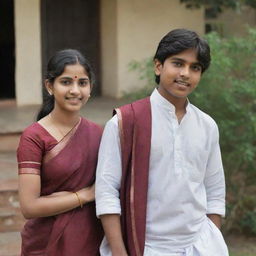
<box><xmin>189</xmin><ymin>103</ymin><xmax>218</xmax><ymax>129</ymax></box>
<box><xmin>113</xmin><ymin>96</ymin><xmax>151</xmax><ymax>131</ymax></box>
<box><xmin>117</xmin><ymin>97</ymin><xmax>150</xmax><ymax>111</ymax></box>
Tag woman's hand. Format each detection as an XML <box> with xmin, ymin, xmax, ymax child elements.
<box><xmin>77</xmin><ymin>183</ymin><xmax>95</xmax><ymax>205</ymax></box>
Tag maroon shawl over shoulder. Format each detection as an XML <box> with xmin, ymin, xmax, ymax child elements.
<box><xmin>114</xmin><ymin>97</ymin><xmax>151</xmax><ymax>256</ymax></box>
<box><xmin>21</xmin><ymin>118</ymin><xmax>103</xmax><ymax>256</ymax></box>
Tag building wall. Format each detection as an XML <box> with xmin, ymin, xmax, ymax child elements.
<box><xmin>100</xmin><ymin>0</ymin><xmax>118</xmax><ymax>97</ymax></box>
<box><xmin>206</xmin><ymin>6</ymin><xmax>256</xmax><ymax>37</ymax></box>
<box><xmin>15</xmin><ymin>0</ymin><xmax>42</xmax><ymax>106</ymax></box>
<box><xmin>101</xmin><ymin>0</ymin><xmax>204</xmax><ymax>98</ymax></box>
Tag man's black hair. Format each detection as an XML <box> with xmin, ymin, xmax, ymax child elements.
<box><xmin>154</xmin><ymin>28</ymin><xmax>211</xmax><ymax>84</ymax></box>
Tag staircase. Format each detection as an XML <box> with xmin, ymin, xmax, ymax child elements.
<box><xmin>0</xmin><ymin>134</ymin><xmax>24</xmax><ymax>256</ymax></box>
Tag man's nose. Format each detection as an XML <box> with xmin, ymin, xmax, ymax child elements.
<box><xmin>180</xmin><ymin>66</ymin><xmax>190</xmax><ymax>77</ymax></box>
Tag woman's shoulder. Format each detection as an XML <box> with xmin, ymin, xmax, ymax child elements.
<box><xmin>22</xmin><ymin>122</ymin><xmax>43</xmax><ymax>138</ymax></box>
<box><xmin>81</xmin><ymin>117</ymin><xmax>103</xmax><ymax>132</ymax></box>
<box><xmin>18</xmin><ymin>122</ymin><xmax>47</xmax><ymax>150</ymax></box>
<box><xmin>21</xmin><ymin>122</ymin><xmax>55</xmax><ymax>146</ymax></box>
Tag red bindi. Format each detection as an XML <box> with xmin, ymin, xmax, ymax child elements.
<box><xmin>74</xmin><ymin>76</ymin><xmax>77</xmax><ymax>79</ymax></box>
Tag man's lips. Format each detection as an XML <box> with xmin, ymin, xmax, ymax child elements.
<box><xmin>174</xmin><ymin>79</ymin><xmax>190</xmax><ymax>87</ymax></box>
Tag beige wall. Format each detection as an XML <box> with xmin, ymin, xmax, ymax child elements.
<box><xmin>15</xmin><ymin>0</ymin><xmax>42</xmax><ymax>106</ymax></box>
<box><xmin>101</xmin><ymin>0</ymin><xmax>204</xmax><ymax>98</ymax></box>
<box><xmin>206</xmin><ymin>6</ymin><xmax>256</xmax><ymax>37</ymax></box>
<box><xmin>100</xmin><ymin>0</ymin><xmax>118</xmax><ymax>97</ymax></box>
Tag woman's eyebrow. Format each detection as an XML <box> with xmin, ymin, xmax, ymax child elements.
<box><xmin>59</xmin><ymin>76</ymin><xmax>73</xmax><ymax>80</ymax></box>
<box><xmin>79</xmin><ymin>78</ymin><xmax>89</xmax><ymax>80</ymax></box>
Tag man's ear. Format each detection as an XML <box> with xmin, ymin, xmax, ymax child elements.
<box><xmin>154</xmin><ymin>59</ymin><xmax>162</xmax><ymax>76</ymax></box>
<box><xmin>45</xmin><ymin>80</ymin><xmax>53</xmax><ymax>96</ymax></box>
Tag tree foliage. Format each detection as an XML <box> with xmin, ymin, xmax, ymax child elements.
<box><xmin>127</xmin><ymin>28</ymin><xmax>256</xmax><ymax>235</ymax></box>
<box><xmin>180</xmin><ymin>0</ymin><xmax>256</xmax><ymax>18</ymax></box>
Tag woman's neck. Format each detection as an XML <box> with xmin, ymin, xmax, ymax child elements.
<box><xmin>50</xmin><ymin>109</ymin><xmax>80</xmax><ymax>128</ymax></box>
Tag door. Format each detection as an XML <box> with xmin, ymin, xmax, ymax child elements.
<box><xmin>0</xmin><ymin>0</ymin><xmax>15</xmax><ymax>99</ymax></box>
<box><xmin>41</xmin><ymin>0</ymin><xmax>101</xmax><ymax>95</ymax></box>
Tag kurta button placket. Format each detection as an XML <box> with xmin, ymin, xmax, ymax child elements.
<box><xmin>169</xmin><ymin>111</ymin><xmax>182</xmax><ymax>176</ymax></box>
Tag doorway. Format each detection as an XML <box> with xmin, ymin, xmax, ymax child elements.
<box><xmin>0</xmin><ymin>0</ymin><xmax>15</xmax><ymax>99</ymax></box>
<box><xmin>41</xmin><ymin>0</ymin><xmax>101</xmax><ymax>96</ymax></box>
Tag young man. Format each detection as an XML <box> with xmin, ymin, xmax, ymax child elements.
<box><xmin>96</xmin><ymin>29</ymin><xmax>229</xmax><ymax>256</ymax></box>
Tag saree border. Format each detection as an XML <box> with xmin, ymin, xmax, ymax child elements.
<box><xmin>43</xmin><ymin>118</ymin><xmax>81</xmax><ymax>164</ymax></box>
<box><xmin>18</xmin><ymin>161</ymin><xmax>41</xmax><ymax>165</ymax></box>
<box><xmin>19</xmin><ymin>167</ymin><xmax>40</xmax><ymax>175</ymax></box>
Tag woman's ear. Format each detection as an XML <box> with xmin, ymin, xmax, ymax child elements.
<box><xmin>154</xmin><ymin>59</ymin><xmax>162</xmax><ymax>76</ymax></box>
<box><xmin>45</xmin><ymin>80</ymin><xmax>53</xmax><ymax>96</ymax></box>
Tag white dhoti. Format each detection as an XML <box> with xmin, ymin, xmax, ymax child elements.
<box><xmin>143</xmin><ymin>218</ymin><xmax>229</xmax><ymax>256</ymax></box>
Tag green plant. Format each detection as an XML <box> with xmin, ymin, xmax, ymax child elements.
<box><xmin>180</xmin><ymin>0</ymin><xmax>256</xmax><ymax>18</ymax></box>
<box><xmin>127</xmin><ymin>28</ymin><xmax>256</xmax><ymax>235</ymax></box>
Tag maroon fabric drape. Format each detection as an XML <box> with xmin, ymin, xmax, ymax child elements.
<box><xmin>114</xmin><ymin>97</ymin><xmax>152</xmax><ymax>256</ymax></box>
<box><xmin>20</xmin><ymin>118</ymin><xmax>104</xmax><ymax>256</ymax></box>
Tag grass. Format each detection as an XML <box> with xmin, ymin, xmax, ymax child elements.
<box><xmin>230</xmin><ymin>254</ymin><xmax>256</xmax><ymax>256</ymax></box>
<box><xmin>227</xmin><ymin>235</ymin><xmax>256</xmax><ymax>256</ymax></box>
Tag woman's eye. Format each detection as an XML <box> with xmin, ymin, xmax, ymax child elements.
<box><xmin>79</xmin><ymin>80</ymin><xmax>90</xmax><ymax>87</ymax></box>
<box><xmin>61</xmin><ymin>80</ymin><xmax>71</xmax><ymax>85</ymax></box>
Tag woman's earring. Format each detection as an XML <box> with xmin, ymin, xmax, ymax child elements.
<box><xmin>48</xmin><ymin>91</ymin><xmax>52</xmax><ymax>96</ymax></box>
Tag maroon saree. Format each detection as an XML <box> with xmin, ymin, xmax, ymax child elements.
<box><xmin>17</xmin><ymin>118</ymin><xmax>103</xmax><ymax>256</ymax></box>
<box><xmin>114</xmin><ymin>97</ymin><xmax>152</xmax><ymax>256</ymax></box>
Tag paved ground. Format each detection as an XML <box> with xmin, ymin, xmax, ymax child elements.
<box><xmin>0</xmin><ymin>232</ymin><xmax>20</xmax><ymax>256</ymax></box>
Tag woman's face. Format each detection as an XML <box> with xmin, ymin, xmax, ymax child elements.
<box><xmin>47</xmin><ymin>64</ymin><xmax>91</xmax><ymax>114</ymax></box>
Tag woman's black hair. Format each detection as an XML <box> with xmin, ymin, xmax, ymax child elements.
<box><xmin>153</xmin><ymin>28</ymin><xmax>211</xmax><ymax>84</ymax></box>
<box><xmin>36</xmin><ymin>49</ymin><xmax>95</xmax><ymax>121</ymax></box>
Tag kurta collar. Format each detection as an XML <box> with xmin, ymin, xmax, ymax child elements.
<box><xmin>150</xmin><ymin>88</ymin><xmax>190</xmax><ymax>113</ymax></box>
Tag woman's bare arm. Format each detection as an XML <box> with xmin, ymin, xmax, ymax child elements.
<box><xmin>19</xmin><ymin>173</ymin><xmax>95</xmax><ymax>219</ymax></box>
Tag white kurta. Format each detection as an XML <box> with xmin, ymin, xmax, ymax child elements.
<box><xmin>96</xmin><ymin>89</ymin><xmax>229</xmax><ymax>255</ymax></box>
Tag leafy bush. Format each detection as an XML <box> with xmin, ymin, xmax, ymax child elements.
<box><xmin>127</xmin><ymin>28</ymin><xmax>256</xmax><ymax>235</ymax></box>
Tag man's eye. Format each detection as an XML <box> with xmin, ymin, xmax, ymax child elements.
<box><xmin>173</xmin><ymin>62</ymin><xmax>182</xmax><ymax>67</ymax></box>
<box><xmin>192</xmin><ymin>65</ymin><xmax>202</xmax><ymax>71</ymax></box>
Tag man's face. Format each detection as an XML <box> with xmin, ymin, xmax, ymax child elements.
<box><xmin>155</xmin><ymin>48</ymin><xmax>202</xmax><ymax>104</ymax></box>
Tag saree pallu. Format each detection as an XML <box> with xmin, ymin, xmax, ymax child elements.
<box><xmin>20</xmin><ymin>118</ymin><xmax>104</xmax><ymax>256</ymax></box>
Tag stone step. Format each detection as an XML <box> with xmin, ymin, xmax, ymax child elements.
<box><xmin>0</xmin><ymin>231</ymin><xmax>21</xmax><ymax>256</ymax></box>
<box><xmin>0</xmin><ymin>206</ymin><xmax>25</xmax><ymax>232</ymax></box>
<box><xmin>0</xmin><ymin>134</ymin><xmax>20</xmax><ymax>152</ymax></box>
<box><xmin>0</xmin><ymin>178</ymin><xmax>24</xmax><ymax>232</ymax></box>
<box><xmin>0</xmin><ymin>179</ymin><xmax>18</xmax><ymax>207</ymax></box>
<box><xmin>0</xmin><ymin>152</ymin><xmax>18</xmax><ymax>181</ymax></box>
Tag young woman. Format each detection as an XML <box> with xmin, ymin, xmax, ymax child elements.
<box><xmin>17</xmin><ymin>49</ymin><xmax>103</xmax><ymax>256</ymax></box>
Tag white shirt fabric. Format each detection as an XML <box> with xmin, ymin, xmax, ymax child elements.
<box><xmin>96</xmin><ymin>89</ymin><xmax>227</xmax><ymax>255</ymax></box>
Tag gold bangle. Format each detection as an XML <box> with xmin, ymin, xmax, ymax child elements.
<box><xmin>74</xmin><ymin>192</ymin><xmax>83</xmax><ymax>208</ymax></box>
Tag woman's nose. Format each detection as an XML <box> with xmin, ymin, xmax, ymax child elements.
<box><xmin>69</xmin><ymin>83</ymin><xmax>80</xmax><ymax>94</ymax></box>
